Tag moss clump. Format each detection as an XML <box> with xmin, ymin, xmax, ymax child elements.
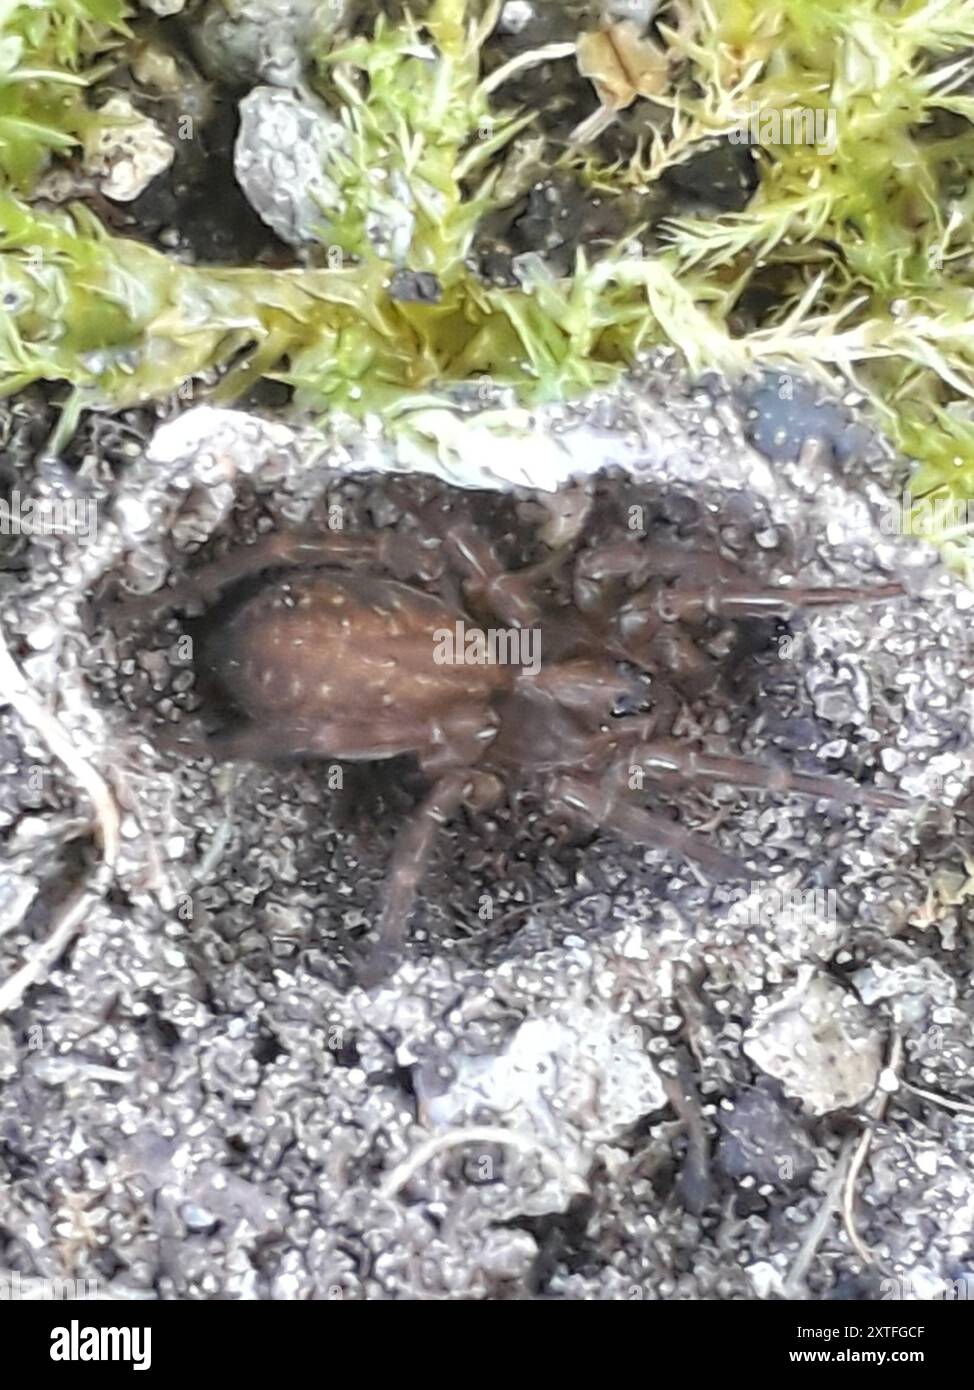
<box><xmin>0</xmin><ymin>0</ymin><xmax>129</xmax><ymax>188</ymax></box>
<box><xmin>1</xmin><ymin>0</ymin><xmax>974</xmax><ymax>572</ymax></box>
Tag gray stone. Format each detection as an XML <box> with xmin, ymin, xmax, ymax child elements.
<box><xmin>234</xmin><ymin>87</ymin><xmax>348</xmax><ymax>248</ymax></box>
<box><xmin>192</xmin><ymin>0</ymin><xmax>348</xmax><ymax>90</ymax></box>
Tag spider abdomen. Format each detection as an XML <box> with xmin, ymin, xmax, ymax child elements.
<box><xmin>199</xmin><ymin>571</ymin><xmax>512</xmax><ymax>726</ymax></box>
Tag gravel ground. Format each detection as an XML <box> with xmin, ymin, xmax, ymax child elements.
<box><xmin>0</xmin><ymin>356</ymin><xmax>972</xmax><ymax>1301</ymax></box>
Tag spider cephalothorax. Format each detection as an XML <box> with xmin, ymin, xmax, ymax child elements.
<box><xmin>120</xmin><ymin>478</ymin><xmax>910</xmax><ymax>983</ymax></box>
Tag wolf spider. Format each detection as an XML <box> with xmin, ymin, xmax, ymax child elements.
<box><xmin>118</xmin><ymin>483</ymin><xmax>909</xmax><ymax>984</ymax></box>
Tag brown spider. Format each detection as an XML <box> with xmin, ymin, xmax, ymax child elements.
<box><xmin>119</xmin><ymin>482</ymin><xmax>909</xmax><ymax>984</ymax></box>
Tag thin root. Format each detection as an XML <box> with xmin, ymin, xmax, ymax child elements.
<box><xmin>841</xmin><ymin>1032</ymin><xmax>903</xmax><ymax>1267</ymax></box>
<box><xmin>0</xmin><ymin>623</ymin><xmax>120</xmax><ymax>1014</ymax></box>
<box><xmin>784</xmin><ymin>1031</ymin><xmax>902</xmax><ymax>1296</ymax></box>
<box><xmin>901</xmin><ymin>1081</ymin><xmax>974</xmax><ymax>1115</ymax></box>
<box><xmin>379</xmin><ymin>1124</ymin><xmax>589</xmax><ymax>1203</ymax></box>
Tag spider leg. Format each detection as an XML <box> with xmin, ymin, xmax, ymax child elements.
<box><xmin>613</xmin><ymin>580</ymin><xmax>903</xmax><ymax>686</ymax></box>
<box><xmin>157</xmin><ymin>714</ymin><xmax>441</xmax><ymax>764</ymax></box>
<box><xmin>576</xmin><ymin>534</ymin><xmax>901</xmax><ymax>619</ymax></box>
<box><xmin>549</xmin><ymin>773</ymin><xmax>751</xmax><ymax>879</ymax></box>
<box><xmin>574</xmin><ymin>540</ymin><xmax>741</xmax><ymax>611</ymax></box>
<box><xmin>356</xmin><ymin>769</ymin><xmax>491</xmax><ymax>987</ymax></box>
<box><xmin>627</xmin><ymin>739</ymin><xmax>912</xmax><ymax>811</ymax></box>
<box><xmin>435</xmin><ymin>519</ymin><xmax>544</xmax><ymax>629</ymax></box>
<box><xmin>642</xmin><ymin>627</ymin><xmax>723</xmax><ymax>699</ymax></box>
<box><xmin>107</xmin><ymin>528</ymin><xmax>445</xmax><ymax>622</ymax></box>
<box><xmin>643</xmin><ymin>579</ymin><xmax>904</xmax><ymax>623</ymax></box>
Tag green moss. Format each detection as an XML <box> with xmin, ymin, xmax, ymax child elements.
<box><xmin>2</xmin><ymin>0</ymin><xmax>974</xmax><ymax>574</ymax></box>
<box><xmin>0</xmin><ymin>0</ymin><xmax>129</xmax><ymax>188</ymax></box>
<box><xmin>311</xmin><ymin>0</ymin><xmax>534</xmax><ymax>282</ymax></box>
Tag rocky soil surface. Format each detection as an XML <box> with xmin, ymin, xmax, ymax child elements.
<box><xmin>0</xmin><ymin>356</ymin><xmax>971</xmax><ymax>1300</ymax></box>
